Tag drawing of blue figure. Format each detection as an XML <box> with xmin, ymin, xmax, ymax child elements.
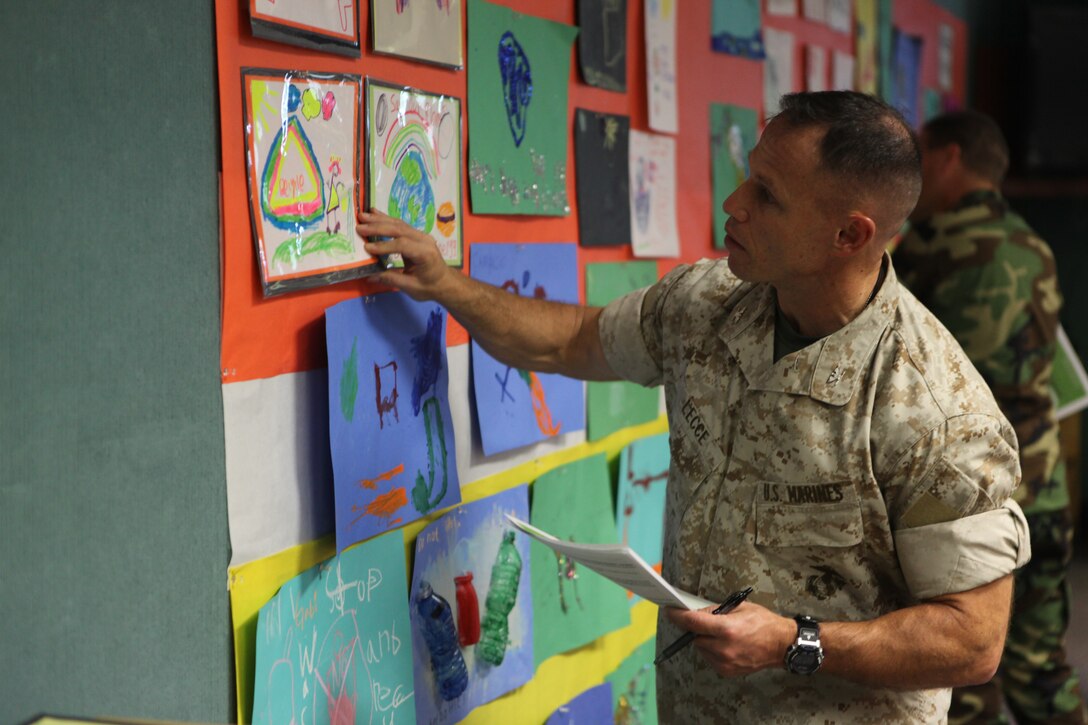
<box><xmin>388</xmin><ymin>148</ymin><xmax>436</xmax><ymax>234</ymax></box>
<box><xmin>410</xmin><ymin>309</ymin><xmax>449</xmax><ymax>514</ymax></box>
<box><xmin>633</xmin><ymin>157</ymin><xmax>655</xmax><ymax>233</ymax></box>
<box><xmin>498</xmin><ymin>30</ymin><xmax>532</xmax><ymax>147</ymax></box>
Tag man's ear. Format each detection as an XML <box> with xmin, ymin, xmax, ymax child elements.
<box><xmin>834</xmin><ymin>212</ymin><xmax>877</xmax><ymax>256</ymax></box>
<box><xmin>936</xmin><ymin>142</ymin><xmax>962</xmax><ymax>172</ymax></box>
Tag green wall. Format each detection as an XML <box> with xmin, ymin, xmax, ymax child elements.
<box><xmin>0</xmin><ymin>3</ymin><xmax>230</xmax><ymax>722</ymax></box>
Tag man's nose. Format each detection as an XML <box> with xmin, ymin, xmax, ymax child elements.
<box><xmin>722</xmin><ymin>188</ymin><xmax>748</xmax><ymax>223</ymax></box>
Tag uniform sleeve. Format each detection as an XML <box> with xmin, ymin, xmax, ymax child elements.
<box><xmin>599</xmin><ymin>264</ymin><xmax>691</xmax><ymax>387</ymax></box>
<box><xmin>928</xmin><ymin>257</ymin><xmax>1032</xmax><ymax>369</ymax></box>
<box><xmin>886</xmin><ymin>413</ymin><xmax>1030</xmax><ymax>600</ymax></box>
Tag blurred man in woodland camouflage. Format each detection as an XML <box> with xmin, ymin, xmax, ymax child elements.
<box><xmin>896</xmin><ymin>109</ymin><xmax>1087</xmax><ymax>725</ymax></box>
<box><xmin>359</xmin><ymin>92</ymin><xmax>1032</xmax><ymax>722</ymax></box>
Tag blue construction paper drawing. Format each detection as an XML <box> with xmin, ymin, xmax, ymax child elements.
<box><xmin>547</xmin><ymin>682</ymin><xmax>614</xmax><ymax>724</ymax></box>
<box><xmin>326</xmin><ymin>292</ymin><xmax>461</xmax><ymax>552</ymax></box>
<box><xmin>470</xmin><ymin>243</ymin><xmax>585</xmax><ymax>455</ymax></box>
<box><xmin>711</xmin><ymin>0</ymin><xmax>765</xmax><ymax>59</ymax></box>
<box><xmin>410</xmin><ymin>486</ymin><xmax>534</xmax><ymax>725</ymax></box>
<box><xmin>615</xmin><ymin>433</ymin><xmax>669</xmax><ymax>606</ymax></box>
<box><xmin>252</xmin><ymin>530</ymin><xmax>414</xmax><ymax>725</ymax></box>
<box><xmin>892</xmin><ymin>29</ymin><xmax>923</xmax><ymax>128</ymax></box>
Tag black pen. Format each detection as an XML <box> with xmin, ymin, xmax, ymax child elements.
<box><xmin>654</xmin><ymin>586</ymin><xmax>754</xmax><ymax>666</ymax></box>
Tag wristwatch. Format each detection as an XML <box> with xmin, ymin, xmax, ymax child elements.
<box><xmin>784</xmin><ymin>615</ymin><xmax>824</xmax><ymax>675</ymax></box>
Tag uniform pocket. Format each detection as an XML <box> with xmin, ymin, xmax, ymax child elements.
<box><xmin>754</xmin><ymin>482</ymin><xmax>864</xmax><ymax>548</ymax></box>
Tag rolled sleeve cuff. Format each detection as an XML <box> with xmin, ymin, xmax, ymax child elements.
<box><xmin>599</xmin><ymin>287</ymin><xmax>662</xmax><ymax>387</ymax></box>
<box><xmin>895</xmin><ymin>499</ymin><xmax>1032</xmax><ymax>600</ymax></box>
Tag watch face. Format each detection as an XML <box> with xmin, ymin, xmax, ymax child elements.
<box><xmin>790</xmin><ymin>649</ymin><xmax>820</xmax><ymax>674</ymax></box>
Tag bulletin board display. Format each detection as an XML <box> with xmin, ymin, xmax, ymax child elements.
<box><xmin>214</xmin><ymin>0</ymin><xmax>968</xmax><ymax>722</ymax></box>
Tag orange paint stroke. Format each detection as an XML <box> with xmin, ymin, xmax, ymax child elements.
<box><xmin>350</xmin><ymin>486</ymin><xmax>408</xmax><ymax>527</ymax></box>
<box><xmin>528</xmin><ymin>371</ymin><xmax>561</xmax><ymax>436</ymax></box>
<box><xmin>358</xmin><ymin>463</ymin><xmax>404</xmax><ymax>490</ymax></box>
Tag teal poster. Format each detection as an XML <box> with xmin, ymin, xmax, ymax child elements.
<box><xmin>252</xmin><ymin>531</ymin><xmax>415</xmax><ymax>724</ymax></box>
<box><xmin>615</xmin><ymin>433</ymin><xmax>669</xmax><ymax>606</ymax></box>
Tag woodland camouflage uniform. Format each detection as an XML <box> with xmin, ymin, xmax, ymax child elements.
<box><xmin>600</xmin><ymin>254</ymin><xmax>1030</xmax><ymax>723</ymax></box>
<box><xmin>897</xmin><ymin>189</ymin><xmax>1087</xmax><ymax>724</ymax></box>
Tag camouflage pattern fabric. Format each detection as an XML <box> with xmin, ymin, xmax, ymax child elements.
<box><xmin>897</xmin><ymin>190</ymin><xmax>1087</xmax><ymax>724</ymax></box>
<box><xmin>599</xmin><ymin>254</ymin><xmax>1027</xmax><ymax>723</ymax></box>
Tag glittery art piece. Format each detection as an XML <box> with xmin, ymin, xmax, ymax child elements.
<box><xmin>468</xmin><ymin>0</ymin><xmax>578</xmax><ymax>215</ymax></box>
<box><xmin>499</xmin><ymin>31</ymin><xmax>532</xmax><ymax>147</ymax></box>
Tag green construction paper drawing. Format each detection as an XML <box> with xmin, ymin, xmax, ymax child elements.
<box><xmin>530</xmin><ymin>454</ymin><xmax>630</xmax><ymax>667</ymax></box>
<box><xmin>1054</xmin><ymin>325</ymin><xmax>1088</xmax><ymax>420</ymax></box>
<box><xmin>606</xmin><ymin>637</ymin><xmax>658</xmax><ymax>725</ymax></box>
<box><xmin>585</xmin><ymin>262</ymin><xmax>661</xmax><ymax>440</ymax></box>
<box><xmin>710</xmin><ymin>104</ymin><xmax>758</xmax><ymax>250</ymax></box>
<box><xmin>467</xmin><ymin>0</ymin><xmax>578</xmax><ymax>215</ymax></box>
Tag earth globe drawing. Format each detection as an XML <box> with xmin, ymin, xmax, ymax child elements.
<box><xmin>388</xmin><ymin>149</ymin><xmax>436</xmax><ymax>234</ymax></box>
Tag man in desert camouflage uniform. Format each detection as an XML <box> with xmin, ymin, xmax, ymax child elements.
<box><xmin>356</xmin><ymin>91</ymin><xmax>1031</xmax><ymax>723</ymax></box>
<box><xmin>896</xmin><ymin>110</ymin><xmax>1086</xmax><ymax>725</ymax></box>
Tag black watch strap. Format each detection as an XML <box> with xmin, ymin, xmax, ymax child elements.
<box><xmin>785</xmin><ymin>614</ymin><xmax>824</xmax><ymax>675</ymax></box>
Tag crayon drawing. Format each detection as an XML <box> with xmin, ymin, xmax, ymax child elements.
<box><xmin>854</xmin><ymin>0</ymin><xmax>878</xmax><ymax>94</ymax></box>
<box><xmin>579</xmin><ymin>0</ymin><xmax>627</xmax><ymax>91</ymax></box>
<box><xmin>252</xmin><ymin>530</ymin><xmax>414</xmax><ymax>725</ymax></box>
<box><xmin>326</xmin><ymin>293</ymin><xmax>461</xmax><ymax>552</ymax></box>
<box><xmin>470</xmin><ymin>243</ymin><xmax>584</xmax><ymax>455</ymax></box>
<box><xmin>547</xmin><ymin>682</ymin><xmax>614</xmax><ymax>724</ymax></box>
<box><xmin>763</xmin><ymin>27</ymin><xmax>795</xmax><ymax>117</ymax></box>
<box><xmin>531</xmin><ymin>455</ymin><xmax>630</xmax><ymax>667</ymax></box>
<box><xmin>467</xmin><ymin>0</ymin><xmax>578</xmax><ymax>215</ymax></box>
<box><xmin>372</xmin><ymin>0</ymin><xmax>464</xmax><ymax>68</ymax></box>
<box><xmin>615</xmin><ymin>433</ymin><xmax>669</xmax><ymax>605</ymax></box>
<box><xmin>585</xmin><ymin>262</ymin><xmax>661</xmax><ymax>440</ymax></box>
<box><xmin>250</xmin><ymin>0</ymin><xmax>360</xmax><ymax>56</ymax></box>
<box><xmin>710</xmin><ymin>103</ymin><xmax>757</xmax><ymax>250</ymax></box>
<box><xmin>711</xmin><ymin>0</ymin><xmax>764</xmax><ymax>59</ymax></box>
<box><xmin>410</xmin><ymin>486</ymin><xmax>533</xmax><ymax>725</ymax></box>
<box><xmin>244</xmin><ymin>70</ymin><xmax>378</xmax><ymax>296</ymax></box>
<box><xmin>628</xmin><ymin>130</ymin><xmax>679</xmax><ymax>258</ymax></box>
<box><xmin>645</xmin><ymin>0</ymin><xmax>677</xmax><ymax>133</ymax></box>
<box><xmin>367</xmin><ymin>79</ymin><xmax>463</xmax><ymax>266</ymax></box>
<box><xmin>606</xmin><ymin>638</ymin><xmax>658</xmax><ymax>725</ymax></box>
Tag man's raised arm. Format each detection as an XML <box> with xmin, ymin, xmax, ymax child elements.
<box><xmin>357</xmin><ymin>210</ymin><xmax>618</xmax><ymax>381</ymax></box>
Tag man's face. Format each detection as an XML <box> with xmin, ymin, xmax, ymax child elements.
<box><xmin>721</xmin><ymin>120</ymin><xmax>840</xmax><ymax>287</ymax></box>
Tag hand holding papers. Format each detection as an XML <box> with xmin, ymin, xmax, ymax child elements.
<box><xmin>505</xmin><ymin>514</ymin><xmax>715</xmax><ymax>611</ymax></box>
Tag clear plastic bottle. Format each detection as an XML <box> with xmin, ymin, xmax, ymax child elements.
<box><xmin>416</xmin><ymin>581</ymin><xmax>468</xmax><ymax>701</ymax></box>
<box><xmin>478</xmin><ymin>530</ymin><xmax>522</xmax><ymax>665</ymax></box>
